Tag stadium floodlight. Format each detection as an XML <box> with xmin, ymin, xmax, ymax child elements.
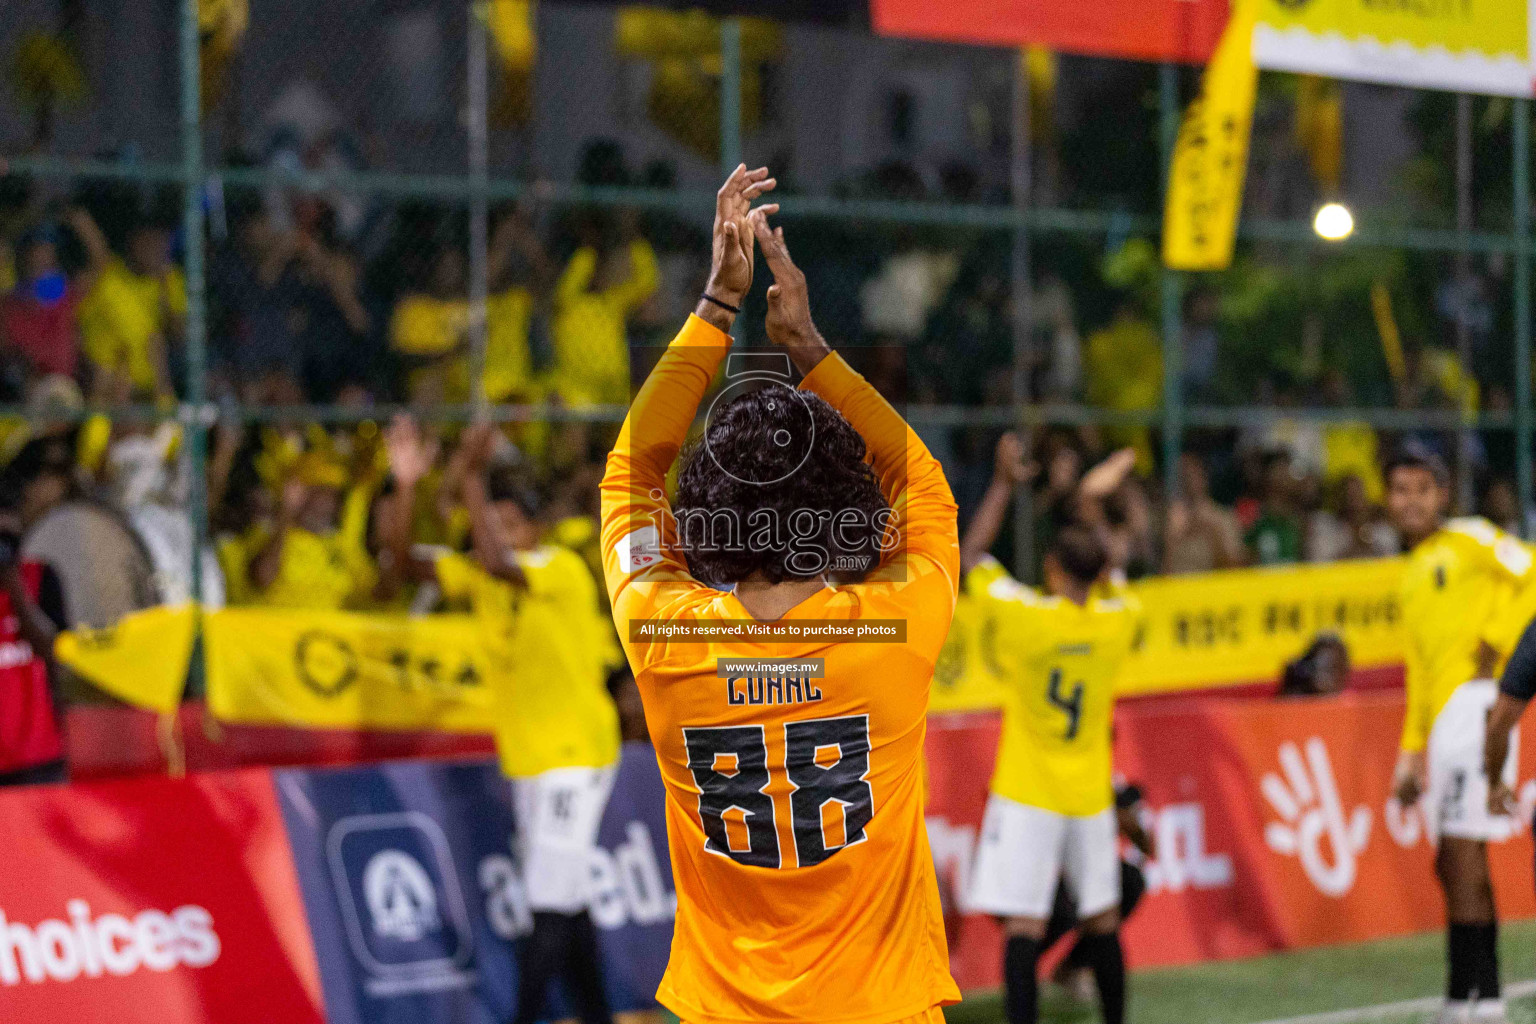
<box><xmin>1313</xmin><ymin>202</ymin><xmax>1354</xmax><ymax>242</ymax></box>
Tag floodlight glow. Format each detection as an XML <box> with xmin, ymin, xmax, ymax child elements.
<box><xmin>1313</xmin><ymin>203</ymin><xmax>1354</xmax><ymax>241</ymax></box>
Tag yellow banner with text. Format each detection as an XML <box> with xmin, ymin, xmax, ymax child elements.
<box><xmin>931</xmin><ymin>557</ymin><xmax>1407</xmax><ymax>712</ymax></box>
<box><xmin>1254</xmin><ymin>0</ymin><xmax>1532</xmax><ymax>97</ymax></box>
<box><xmin>204</xmin><ymin>607</ymin><xmax>500</xmax><ymax>732</ymax></box>
<box><xmin>59</xmin><ymin>559</ymin><xmax>1411</xmax><ymax>726</ymax></box>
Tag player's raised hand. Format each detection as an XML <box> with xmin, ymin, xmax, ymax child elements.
<box><xmin>458</xmin><ymin>421</ymin><xmax>501</xmax><ymax>473</ymax></box>
<box><xmin>1079</xmin><ymin>448</ymin><xmax>1137</xmax><ymax>501</ymax></box>
<box><xmin>750</xmin><ymin>206</ymin><xmax>829</xmax><ymax>375</ymax></box>
<box><xmin>706</xmin><ymin>164</ymin><xmax>777</xmax><ymax>308</ymax></box>
<box><xmin>384</xmin><ymin>414</ymin><xmax>438</xmax><ymax>488</ymax></box>
<box><xmin>993</xmin><ymin>432</ymin><xmax>1037</xmax><ymax>488</ymax></box>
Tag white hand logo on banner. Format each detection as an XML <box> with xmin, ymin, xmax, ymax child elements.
<box><xmin>1261</xmin><ymin>738</ymin><xmax>1372</xmax><ymax>898</ymax></box>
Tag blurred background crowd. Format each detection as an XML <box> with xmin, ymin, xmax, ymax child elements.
<box><xmin>0</xmin><ymin>0</ymin><xmax>1528</xmax><ymax>704</ymax></box>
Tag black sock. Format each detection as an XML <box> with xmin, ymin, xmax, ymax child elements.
<box><xmin>1474</xmin><ymin>921</ymin><xmax>1501</xmax><ymax>1001</ymax></box>
<box><xmin>563</xmin><ymin>910</ymin><xmax>614</xmax><ymax>1024</ymax></box>
<box><xmin>1447</xmin><ymin>923</ymin><xmax>1478</xmax><ymax>1002</ymax></box>
<box><xmin>512</xmin><ymin>912</ymin><xmax>572</xmax><ymax>1024</ymax></box>
<box><xmin>1003</xmin><ymin>935</ymin><xmax>1041</xmax><ymax>1024</ymax></box>
<box><xmin>1077</xmin><ymin>931</ymin><xmax>1126</xmax><ymax>1024</ymax></box>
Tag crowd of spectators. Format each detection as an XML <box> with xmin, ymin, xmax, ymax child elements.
<box><xmin>0</xmin><ymin>133</ymin><xmax>1528</xmax><ymax>798</ymax></box>
<box><xmin>0</xmin><ymin>145</ymin><xmax>1527</xmax><ymax>671</ymax></box>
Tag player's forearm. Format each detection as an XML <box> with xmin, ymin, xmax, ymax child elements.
<box><xmin>379</xmin><ymin>478</ymin><xmax>431</xmax><ymax>586</ymax></box>
<box><xmin>462</xmin><ymin>475</ymin><xmax>526</xmax><ymax>587</ymax></box>
<box><xmin>609</xmin><ymin>315</ymin><xmax>730</xmax><ymax>484</ymax></box>
<box><xmin>599</xmin><ymin>316</ymin><xmax>731</xmax><ymax>597</ymax></box>
<box><xmin>692</xmin><ymin>297</ymin><xmax>735</xmax><ymax>335</ymax></box>
<box><xmin>782</xmin><ymin>331</ymin><xmax>832</xmax><ymax>378</ymax></box>
<box><xmin>961</xmin><ymin>477</ymin><xmax>1014</xmax><ymax>575</ymax></box>
<box><xmin>247</xmin><ymin>526</ymin><xmax>288</xmax><ymax>592</ymax></box>
<box><xmin>1484</xmin><ymin>693</ymin><xmax>1525</xmax><ymax>783</ymax></box>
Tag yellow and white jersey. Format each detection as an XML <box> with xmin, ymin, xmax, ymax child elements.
<box><xmin>437</xmin><ymin>544</ymin><xmax>621</xmax><ymax>778</ymax></box>
<box><xmin>1399</xmin><ymin>517</ymin><xmax>1536</xmax><ymax>752</ymax></box>
<box><xmin>930</xmin><ymin>558</ymin><xmax>1011</xmax><ymax>713</ymax></box>
<box><xmin>973</xmin><ymin>563</ymin><xmax>1141</xmax><ymax>817</ymax></box>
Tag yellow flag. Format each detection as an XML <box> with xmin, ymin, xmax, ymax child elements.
<box><xmin>1024</xmin><ymin>46</ymin><xmax>1056</xmax><ymax>144</ymax></box>
<box><xmin>1163</xmin><ymin>0</ymin><xmax>1258</xmax><ymax>271</ymax></box>
<box><xmin>204</xmin><ymin>607</ymin><xmax>498</xmax><ymax>732</ymax></box>
<box><xmin>1294</xmin><ymin>75</ymin><xmax>1343</xmax><ymax>194</ymax></box>
<box><xmin>1371</xmin><ymin>282</ymin><xmax>1406</xmax><ymax>383</ymax></box>
<box><xmin>54</xmin><ymin>604</ymin><xmax>197</xmax><ymax>715</ymax></box>
<box><xmin>486</xmin><ymin>0</ymin><xmax>535</xmax><ymax>70</ymax></box>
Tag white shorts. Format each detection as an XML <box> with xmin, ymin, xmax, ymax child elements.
<box><xmin>511</xmin><ymin>765</ymin><xmax>616</xmax><ymax>912</ymax></box>
<box><xmin>964</xmin><ymin>793</ymin><xmax>1120</xmax><ymax>921</ymax></box>
<box><xmin>1425</xmin><ymin>679</ymin><xmax>1518</xmax><ymax>843</ymax></box>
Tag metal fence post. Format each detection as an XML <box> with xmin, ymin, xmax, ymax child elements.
<box><xmin>1011</xmin><ymin>50</ymin><xmax>1036</xmax><ymax>579</ymax></box>
<box><xmin>1158</xmin><ymin>63</ymin><xmax>1184</xmax><ymax>503</ymax></box>
<box><xmin>1455</xmin><ymin>94</ymin><xmax>1474</xmax><ymax>512</ymax></box>
<box><xmin>1515</xmin><ymin>98</ymin><xmax>1532</xmax><ymax>535</ymax></box>
<box><xmin>179</xmin><ymin>0</ymin><xmax>208</xmax><ymax>604</ymax></box>
<box><xmin>720</xmin><ymin>17</ymin><xmax>743</xmax><ymax>341</ymax></box>
<box><xmin>468</xmin><ymin>2</ymin><xmax>491</xmax><ymax>411</ymax></box>
<box><xmin>720</xmin><ymin>19</ymin><xmax>743</xmax><ymax>175</ymax></box>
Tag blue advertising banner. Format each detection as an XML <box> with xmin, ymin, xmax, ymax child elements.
<box><xmin>274</xmin><ymin>742</ymin><xmax>676</xmax><ymax>1024</ymax></box>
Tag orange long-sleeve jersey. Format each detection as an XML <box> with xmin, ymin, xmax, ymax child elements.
<box><xmin>599</xmin><ymin>315</ymin><xmax>961</xmax><ymax>1024</ymax></box>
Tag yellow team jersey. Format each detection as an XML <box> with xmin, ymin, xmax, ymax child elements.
<box><xmin>930</xmin><ymin>558</ymin><xmax>1009</xmax><ymax>713</ymax></box>
<box><xmin>217</xmin><ymin>529</ymin><xmax>258</xmax><ymax>606</ymax></box>
<box><xmin>550</xmin><ymin>239</ymin><xmax>658</xmax><ymax>407</ymax></box>
<box><xmin>78</xmin><ymin>258</ymin><xmax>187</xmax><ymax>393</ymax></box>
<box><xmin>390</xmin><ymin>295</ymin><xmax>469</xmax><ymax>357</ymax></box>
<box><xmin>250</xmin><ymin>526</ymin><xmax>376</xmax><ymax>609</ymax></box>
<box><xmin>436</xmin><ymin>544</ymin><xmax>620</xmax><ymax>778</ymax></box>
<box><xmin>250</xmin><ymin>487</ymin><xmax>377</xmax><ymax>610</ymax></box>
<box><xmin>600</xmin><ymin>316</ymin><xmax>962</xmax><ymax>1024</ymax></box>
<box><xmin>390</xmin><ymin>289</ymin><xmax>534</xmax><ymax>401</ymax></box>
<box><xmin>484</xmin><ymin>287</ymin><xmax>535</xmax><ymax>402</ymax></box>
<box><xmin>975</xmin><ymin>565</ymin><xmax>1141</xmax><ymax>817</ymax></box>
<box><xmin>1399</xmin><ymin>517</ymin><xmax>1536</xmax><ymax>752</ymax></box>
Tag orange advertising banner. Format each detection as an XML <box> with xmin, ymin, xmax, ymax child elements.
<box><xmin>926</xmin><ymin>692</ymin><xmax>1536</xmax><ymax>986</ymax></box>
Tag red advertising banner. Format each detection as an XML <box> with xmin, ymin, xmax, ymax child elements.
<box><xmin>926</xmin><ymin>693</ymin><xmax>1536</xmax><ymax>989</ymax></box>
<box><xmin>872</xmin><ymin>0</ymin><xmax>1230</xmax><ymax>64</ymax></box>
<box><xmin>0</xmin><ymin>770</ymin><xmax>325</xmax><ymax>1023</ymax></box>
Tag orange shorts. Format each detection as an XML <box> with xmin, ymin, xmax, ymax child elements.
<box><xmin>681</xmin><ymin>1009</ymin><xmax>947</xmax><ymax>1024</ymax></box>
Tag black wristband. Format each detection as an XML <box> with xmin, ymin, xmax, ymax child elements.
<box><xmin>701</xmin><ymin>293</ymin><xmax>740</xmax><ymax>315</ymax></box>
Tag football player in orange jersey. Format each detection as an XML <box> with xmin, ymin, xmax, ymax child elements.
<box><xmin>599</xmin><ymin>165</ymin><xmax>962</xmax><ymax>1024</ymax></box>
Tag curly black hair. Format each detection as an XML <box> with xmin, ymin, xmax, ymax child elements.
<box><xmin>673</xmin><ymin>383</ymin><xmax>890</xmax><ymax>585</ymax></box>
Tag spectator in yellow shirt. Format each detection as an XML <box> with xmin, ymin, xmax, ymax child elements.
<box><xmin>1083</xmin><ymin>299</ymin><xmax>1163</xmax><ymax>474</ymax></box>
<box><xmin>77</xmin><ymin>213</ymin><xmax>186</xmax><ymax>402</ymax></box>
<box><xmin>549</xmin><ymin>221</ymin><xmax>658</xmax><ymax>407</ymax></box>
<box><xmin>245</xmin><ymin>453</ymin><xmax>378</xmax><ymax>609</ymax></box>
<box><xmin>483</xmin><ymin>206</ymin><xmax>548</xmax><ymax>403</ymax></box>
<box><xmin>1317</xmin><ymin>369</ymin><xmax>1384</xmax><ymax>503</ymax></box>
<box><xmin>390</xmin><ymin>243</ymin><xmax>470</xmax><ymax>403</ymax></box>
<box><xmin>390</xmin><ymin>211</ymin><xmax>548</xmax><ymax>404</ymax></box>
